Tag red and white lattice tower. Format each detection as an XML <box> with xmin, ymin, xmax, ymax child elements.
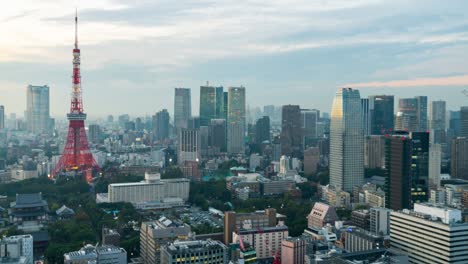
<box><xmin>52</xmin><ymin>11</ymin><xmax>100</xmax><ymax>182</ymax></box>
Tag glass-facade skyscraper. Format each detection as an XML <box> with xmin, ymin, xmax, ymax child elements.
<box><xmin>174</xmin><ymin>88</ymin><xmax>191</xmax><ymax>129</ymax></box>
<box><xmin>330</xmin><ymin>88</ymin><xmax>364</xmax><ymax>192</ymax></box>
<box><xmin>227</xmin><ymin>86</ymin><xmax>246</xmax><ymax>154</ymax></box>
<box><xmin>26</xmin><ymin>85</ymin><xmax>50</xmax><ymax>134</ymax></box>
<box><xmin>200</xmin><ymin>86</ymin><xmax>216</xmax><ymax>126</ymax></box>
<box><xmin>369</xmin><ymin>95</ymin><xmax>394</xmax><ymax>135</ymax></box>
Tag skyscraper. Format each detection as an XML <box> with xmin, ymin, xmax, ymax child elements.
<box><xmin>409</xmin><ymin>132</ymin><xmax>429</xmax><ymax>204</ymax></box>
<box><xmin>449</xmin><ymin>110</ymin><xmax>461</xmax><ymax>138</ymax></box>
<box><xmin>385</xmin><ymin>135</ymin><xmax>412</xmax><ymax>210</ymax></box>
<box><xmin>0</xmin><ymin>105</ymin><xmax>4</xmax><ymax>130</ymax></box>
<box><xmin>26</xmin><ymin>85</ymin><xmax>50</xmax><ymax>134</ymax></box>
<box><xmin>369</xmin><ymin>95</ymin><xmax>394</xmax><ymax>135</ymax></box>
<box><xmin>215</xmin><ymin>86</ymin><xmax>224</xmax><ymax>119</ymax></box>
<box><xmin>178</xmin><ymin>128</ymin><xmax>200</xmax><ymax>165</ymax></box>
<box><xmin>301</xmin><ymin>109</ymin><xmax>319</xmax><ymax>148</ymax></box>
<box><xmin>361</xmin><ymin>98</ymin><xmax>371</xmax><ymax>136</ymax></box>
<box><xmin>281</xmin><ymin>105</ymin><xmax>302</xmax><ymax>157</ymax></box>
<box><xmin>153</xmin><ymin>109</ymin><xmax>170</xmax><ymax>142</ymax></box>
<box><xmin>416</xmin><ymin>96</ymin><xmax>428</xmax><ymax>131</ymax></box>
<box><xmin>398</xmin><ymin>96</ymin><xmax>427</xmax><ymax>132</ymax></box>
<box><xmin>429</xmin><ymin>143</ymin><xmax>442</xmax><ymax>188</ymax></box>
<box><xmin>88</xmin><ymin>124</ymin><xmax>102</xmax><ymax>144</ymax></box>
<box><xmin>227</xmin><ymin>86</ymin><xmax>246</xmax><ymax>154</ymax></box>
<box><xmin>210</xmin><ymin>119</ymin><xmax>227</xmax><ymax>153</ymax></box>
<box><xmin>255</xmin><ymin>116</ymin><xmax>270</xmax><ymax>145</ymax></box>
<box><xmin>451</xmin><ymin>137</ymin><xmax>468</xmax><ymax>180</ymax></box>
<box><xmin>429</xmin><ymin>100</ymin><xmax>446</xmax><ymax>143</ymax></box>
<box><xmin>461</xmin><ymin>106</ymin><xmax>468</xmax><ymax>138</ymax></box>
<box><xmin>330</xmin><ymin>88</ymin><xmax>364</xmax><ymax>192</ymax></box>
<box><xmin>174</xmin><ymin>88</ymin><xmax>191</xmax><ymax>129</ymax></box>
<box><xmin>199</xmin><ymin>85</ymin><xmax>216</xmax><ymax>126</ymax></box>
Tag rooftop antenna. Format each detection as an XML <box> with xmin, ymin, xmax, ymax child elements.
<box><xmin>75</xmin><ymin>8</ymin><xmax>78</xmax><ymax>49</ymax></box>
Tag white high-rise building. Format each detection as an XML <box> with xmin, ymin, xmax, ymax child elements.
<box><xmin>429</xmin><ymin>143</ymin><xmax>442</xmax><ymax>188</ymax></box>
<box><xmin>330</xmin><ymin>88</ymin><xmax>364</xmax><ymax>192</ymax></box>
<box><xmin>26</xmin><ymin>85</ymin><xmax>50</xmax><ymax>134</ymax></box>
<box><xmin>390</xmin><ymin>203</ymin><xmax>468</xmax><ymax>263</ymax></box>
<box><xmin>178</xmin><ymin>128</ymin><xmax>200</xmax><ymax>165</ymax></box>
<box><xmin>227</xmin><ymin>86</ymin><xmax>246</xmax><ymax>154</ymax></box>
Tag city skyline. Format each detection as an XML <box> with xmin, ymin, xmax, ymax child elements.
<box><xmin>1</xmin><ymin>1</ymin><xmax>468</xmax><ymax>117</ymax></box>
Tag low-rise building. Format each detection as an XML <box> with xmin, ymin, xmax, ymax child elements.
<box><xmin>63</xmin><ymin>244</ymin><xmax>127</xmax><ymax>264</ymax></box>
<box><xmin>307</xmin><ymin>202</ymin><xmax>338</xmax><ymax>229</ymax></box>
<box><xmin>344</xmin><ymin>228</ymin><xmax>385</xmax><ymax>253</ymax></box>
<box><xmin>281</xmin><ymin>237</ymin><xmax>306</xmax><ymax>264</ymax></box>
<box><xmin>160</xmin><ymin>239</ymin><xmax>227</xmax><ymax>264</ymax></box>
<box><xmin>108</xmin><ymin>172</ymin><xmax>189</xmax><ymax>204</ymax></box>
<box><xmin>9</xmin><ymin>193</ymin><xmax>48</xmax><ymax>232</ymax></box>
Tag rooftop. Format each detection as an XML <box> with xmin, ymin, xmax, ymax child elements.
<box><xmin>164</xmin><ymin>239</ymin><xmax>226</xmax><ymax>254</ymax></box>
<box><xmin>11</xmin><ymin>193</ymin><xmax>48</xmax><ymax>208</ymax></box>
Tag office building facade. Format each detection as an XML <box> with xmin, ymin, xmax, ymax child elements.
<box><xmin>451</xmin><ymin>137</ymin><xmax>468</xmax><ymax>180</ymax></box>
<box><xmin>281</xmin><ymin>105</ymin><xmax>303</xmax><ymax>157</ymax></box>
<box><xmin>160</xmin><ymin>240</ymin><xmax>227</xmax><ymax>264</ymax></box>
<box><xmin>369</xmin><ymin>95</ymin><xmax>394</xmax><ymax>135</ymax></box>
<box><xmin>330</xmin><ymin>88</ymin><xmax>364</xmax><ymax>192</ymax></box>
<box><xmin>390</xmin><ymin>203</ymin><xmax>468</xmax><ymax>263</ymax></box>
<box><xmin>174</xmin><ymin>88</ymin><xmax>191</xmax><ymax>129</ymax></box>
<box><xmin>26</xmin><ymin>85</ymin><xmax>50</xmax><ymax>134</ymax></box>
<box><xmin>227</xmin><ymin>86</ymin><xmax>246</xmax><ymax>154</ymax></box>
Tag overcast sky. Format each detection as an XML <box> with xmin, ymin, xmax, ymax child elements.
<box><xmin>1</xmin><ymin>0</ymin><xmax>468</xmax><ymax>118</ymax></box>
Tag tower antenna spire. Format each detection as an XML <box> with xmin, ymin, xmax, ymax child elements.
<box><xmin>75</xmin><ymin>8</ymin><xmax>78</xmax><ymax>49</ymax></box>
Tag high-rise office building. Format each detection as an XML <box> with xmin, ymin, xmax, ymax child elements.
<box><xmin>301</xmin><ymin>109</ymin><xmax>320</xmax><ymax>148</ymax></box>
<box><xmin>369</xmin><ymin>95</ymin><xmax>394</xmax><ymax>135</ymax></box>
<box><xmin>449</xmin><ymin>110</ymin><xmax>461</xmax><ymax>138</ymax></box>
<box><xmin>281</xmin><ymin>105</ymin><xmax>303</xmax><ymax>158</ymax></box>
<box><xmin>215</xmin><ymin>86</ymin><xmax>225</xmax><ymax>119</ymax></box>
<box><xmin>385</xmin><ymin>135</ymin><xmax>412</xmax><ymax>210</ymax></box>
<box><xmin>429</xmin><ymin>100</ymin><xmax>446</xmax><ymax>143</ymax></box>
<box><xmin>26</xmin><ymin>85</ymin><xmax>50</xmax><ymax>134</ymax></box>
<box><xmin>174</xmin><ymin>88</ymin><xmax>191</xmax><ymax>129</ymax></box>
<box><xmin>330</xmin><ymin>88</ymin><xmax>364</xmax><ymax>192</ymax></box>
<box><xmin>429</xmin><ymin>143</ymin><xmax>442</xmax><ymax>188</ymax></box>
<box><xmin>0</xmin><ymin>105</ymin><xmax>4</xmax><ymax>130</ymax></box>
<box><xmin>223</xmin><ymin>91</ymin><xmax>228</xmax><ymax>120</ymax></box>
<box><xmin>210</xmin><ymin>119</ymin><xmax>227</xmax><ymax>153</ymax></box>
<box><xmin>200</xmin><ymin>85</ymin><xmax>216</xmax><ymax>126</ymax></box>
<box><xmin>88</xmin><ymin>124</ymin><xmax>102</xmax><ymax>144</ymax></box>
<box><xmin>398</xmin><ymin>96</ymin><xmax>427</xmax><ymax>131</ymax></box>
<box><xmin>227</xmin><ymin>86</ymin><xmax>246</xmax><ymax>154</ymax></box>
<box><xmin>461</xmin><ymin>106</ymin><xmax>468</xmax><ymax>138</ymax></box>
<box><xmin>255</xmin><ymin>116</ymin><xmax>270</xmax><ymax>145</ymax></box>
<box><xmin>361</xmin><ymin>98</ymin><xmax>371</xmax><ymax>136</ymax></box>
<box><xmin>416</xmin><ymin>96</ymin><xmax>428</xmax><ymax>131</ymax></box>
<box><xmin>153</xmin><ymin>109</ymin><xmax>170</xmax><ymax>142</ymax></box>
<box><xmin>451</xmin><ymin>137</ymin><xmax>468</xmax><ymax>180</ymax></box>
<box><xmin>135</xmin><ymin>117</ymin><xmax>143</xmax><ymax>131</ymax></box>
<box><xmin>410</xmin><ymin>132</ymin><xmax>429</xmax><ymax>204</ymax></box>
<box><xmin>178</xmin><ymin>128</ymin><xmax>200</xmax><ymax>165</ymax></box>
<box><xmin>390</xmin><ymin>203</ymin><xmax>468</xmax><ymax>263</ymax></box>
<box><xmin>364</xmin><ymin>136</ymin><xmax>385</xmax><ymax>169</ymax></box>
<box><xmin>395</xmin><ymin>111</ymin><xmax>418</xmax><ymax>132</ymax></box>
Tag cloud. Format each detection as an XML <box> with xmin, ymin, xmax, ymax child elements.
<box><xmin>344</xmin><ymin>74</ymin><xmax>468</xmax><ymax>88</ymax></box>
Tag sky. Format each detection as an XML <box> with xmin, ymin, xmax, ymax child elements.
<box><xmin>1</xmin><ymin>0</ymin><xmax>468</xmax><ymax>119</ymax></box>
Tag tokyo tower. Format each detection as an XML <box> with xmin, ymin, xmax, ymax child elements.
<box><xmin>52</xmin><ymin>11</ymin><xmax>100</xmax><ymax>182</ymax></box>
